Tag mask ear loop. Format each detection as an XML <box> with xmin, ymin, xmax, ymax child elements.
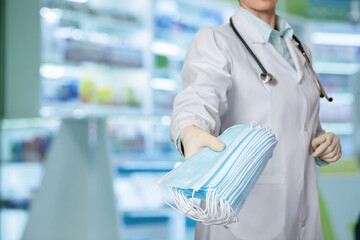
<box><xmin>158</xmin><ymin>182</ymin><xmax>237</xmax><ymax>225</ymax></box>
<box><xmin>161</xmin><ymin>186</ymin><xmax>208</xmax><ymax>223</ymax></box>
<box><xmin>156</xmin><ymin>183</ymin><xmax>194</xmax><ymax>217</ymax></box>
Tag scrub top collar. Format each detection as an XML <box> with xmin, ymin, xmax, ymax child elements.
<box><xmin>239</xmin><ymin>6</ymin><xmax>294</xmax><ymax>42</ymax></box>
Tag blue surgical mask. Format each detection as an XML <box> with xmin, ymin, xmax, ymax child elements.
<box><xmin>157</xmin><ymin>125</ymin><xmax>277</xmax><ymax>225</ymax></box>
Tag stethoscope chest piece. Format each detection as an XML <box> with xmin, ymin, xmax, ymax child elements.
<box><xmin>260</xmin><ymin>73</ymin><xmax>276</xmax><ymax>84</ymax></box>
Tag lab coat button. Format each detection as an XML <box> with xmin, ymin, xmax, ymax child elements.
<box><xmin>302</xmin><ymin>221</ymin><xmax>306</xmax><ymax>227</ymax></box>
<box><xmin>304</xmin><ymin>125</ymin><xmax>308</xmax><ymax>131</ymax></box>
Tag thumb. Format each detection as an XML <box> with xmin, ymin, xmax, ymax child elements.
<box><xmin>312</xmin><ymin>136</ymin><xmax>326</xmax><ymax>150</ymax></box>
<box><xmin>202</xmin><ymin>134</ymin><xmax>225</xmax><ymax>152</ymax></box>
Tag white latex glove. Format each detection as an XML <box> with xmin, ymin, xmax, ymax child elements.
<box><xmin>312</xmin><ymin>132</ymin><xmax>342</xmax><ymax>163</ymax></box>
<box><xmin>180</xmin><ymin>125</ymin><xmax>225</xmax><ymax>160</ymax></box>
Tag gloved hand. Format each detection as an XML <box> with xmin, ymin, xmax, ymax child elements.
<box><xmin>180</xmin><ymin>125</ymin><xmax>225</xmax><ymax>160</ymax></box>
<box><xmin>312</xmin><ymin>132</ymin><xmax>342</xmax><ymax>163</ymax></box>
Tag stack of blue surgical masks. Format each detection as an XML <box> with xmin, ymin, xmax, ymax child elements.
<box><xmin>157</xmin><ymin>125</ymin><xmax>277</xmax><ymax>225</ymax></box>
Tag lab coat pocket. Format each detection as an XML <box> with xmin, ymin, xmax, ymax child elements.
<box><xmin>229</xmin><ymin>175</ymin><xmax>286</xmax><ymax>240</ymax></box>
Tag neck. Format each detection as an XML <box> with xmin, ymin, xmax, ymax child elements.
<box><xmin>240</xmin><ymin>5</ymin><xmax>276</xmax><ymax>28</ymax></box>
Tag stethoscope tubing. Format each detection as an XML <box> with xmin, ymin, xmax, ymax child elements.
<box><xmin>292</xmin><ymin>35</ymin><xmax>333</xmax><ymax>102</ymax></box>
<box><xmin>229</xmin><ymin>17</ymin><xmax>333</xmax><ymax>102</ymax></box>
<box><xmin>229</xmin><ymin>18</ymin><xmax>275</xmax><ymax>84</ymax></box>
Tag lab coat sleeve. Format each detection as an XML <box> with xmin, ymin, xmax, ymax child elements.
<box><xmin>303</xmin><ymin>42</ymin><xmax>329</xmax><ymax>166</ymax></box>
<box><xmin>314</xmin><ymin>119</ymin><xmax>329</xmax><ymax>166</ymax></box>
<box><xmin>315</xmin><ymin>119</ymin><xmax>326</xmax><ymax>138</ymax></box>
<box><xmin>169</xmin><ymin>27</ymin><xmax>232</xmax><ymax>155</ymax></box>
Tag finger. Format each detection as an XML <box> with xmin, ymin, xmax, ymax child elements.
<box><xmin>203</xmin><ymin>135</ymin><xmax>225</xmax><ymax>152</ymax></box>
<box><xmin>317</xmin><ymin>136</ymin><xmax>337</xmax><ymax>157</ymax></box>
<box><xmin>318</xmin><ymin>142</ymin><xmax>342</xmax><ymax>163</ymax></box>
<box><xmin>338</xmin><ymin>145</ymin><xmax>342</xmax><ymax>159</ymax></box>
<box><xmin>184</xmin><ymin>134</ymin><xmax>225</xmax><ymax>159</ymax></box>
<box><xmin>320</xmin><ymin>144</ymin><xmax>339</xmax><ymax>160</ymax></box>
<box><xmin>183</xmin><ymin>136</ymin><xmax>206</xmax><ymax>159</ymax></box>
<box><xmin>328</xmin><ymin>145</ymin><xmax>342</xmax><ymax>163</ymax></box>
<box><xmin>312</xmin><ymin>136</ymin><xmax>326</xmax><ymax>150</ymax></box>
<box><xmin>198</xmin><ymin>131</ymin><xmax>225</xmax><ymax>151</ymax></box>
<box><xmin>184</xmin><ymin>144</ymin><xmax>203</xmax><ymax>160</ymax></box>
<box><xmin>313</xmin><ymin>136</ymin><xmax>332</xmax><ymax>157</ymax></box>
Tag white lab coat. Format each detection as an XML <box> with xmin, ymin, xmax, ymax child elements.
<box><xmin>169</xmin><ymin>7</ymin><xmax>325</xmax><ymax>240</ymax></box>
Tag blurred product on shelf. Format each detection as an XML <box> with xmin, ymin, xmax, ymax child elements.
<box><xmin>153</xmin><ymin>89</ymin><xmax>177</xmax><ymax>115</ymax></box>
<box><xmin>11</xmin><ymin>134</ymin><xmax>52</xmax><ymax>163</ymax></box>
<box><xmin>41</xmin><ymin>63</ymin><xmax>146</xmax><ymax>117</ymax></box>
<box><xmin>79</xmin><ymin>77</ymin><xmax>95</xmax><ymax>103</ymax></box>
<box><xmin>108</xmin><ymin>115</ymin><xmax>180</xmax><ymax>162</ymax></box>
<box><xmin>313</xmin><ymin>44</ymin><xmax>360</xmax><ymax>63</ymax></box>
<box><xmin>155</xmin><ymin>0</ymin><xmax>224</xmax><ymax>39</ymax></box>
<box><xmin>65</xmin><ymin>39</ymin><xmax>143</xmax><ymax>68</ymax></box>
<box><xmin>123</xmin><ymin>86</ymin><xmax>141</xmax><ymax>107</ymax></box>
<box><xmin>109</xmin><ymin>123</ymin><xmax>146</xmax><ymax>155</ymax></box>
<box><xmin>1</xmin><ymin>119</ymin><xmax>59</xmax><ymax>163</ymax></box>
<box><xmin>318</xmin><ymin>74</ymin><xmax>352</xmax><ymax>92</ymax></box>
<box><xmin>153</xmin><ymin>122</ymin><xmax>175</xmax><ymax>154</ymax></box>
<box><xmin>319</xmin><ymin>101</ymin><xmax>352</xmax><ymax>123</ymax></box>
<box><xmin>43</xmin><ymin>78</ymin><xmax>79</xmax><ymax>102</ymax></box>
<box><xmin>1</xmin><ymin>162</ymin><xmax>44</xmax><ymax>209</ymax></box>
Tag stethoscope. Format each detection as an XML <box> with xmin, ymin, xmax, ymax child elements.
<box><xmin>229</xmin><ymin>17</ymin><xmax>333</xmax><ymax>102</ymax></box>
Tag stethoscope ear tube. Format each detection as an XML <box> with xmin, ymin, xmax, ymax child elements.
<box><xmin>292</xmin><ymin>36</ymin><xmax>333</xmax><ymax>102</ymax></box>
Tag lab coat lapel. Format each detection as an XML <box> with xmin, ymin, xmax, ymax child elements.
<box><xmin>285</xmin><ymin>37</ymin><xmax>306</xmax><ymax>82</ymax></box>
<box><xmin>263</xmin><ymin>41</ymin><xmax>297</xmax><ymax>75</ymax></box>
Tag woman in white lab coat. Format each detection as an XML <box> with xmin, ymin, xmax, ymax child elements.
<box><xmin>169</xmin><ymin>0</ymin><xmax>342</xmax><ymax>239</ymax></box>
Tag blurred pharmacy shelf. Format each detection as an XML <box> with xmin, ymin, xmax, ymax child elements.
<box><xmin>39</xmin><ymin>0</ymin><xmax>153</xmax><ymax>118</ymax></box>
<box><xmin>1</xmin><ymin>1</ymin><xmax>236</xmax><ymax>239</ymax></box>
<box><xmin>313</xmin><ymin>34</ymin><xmax>359</xmax><ymax>166</ymax></box>
<box><xmin>303</xmin><ymin>20</ymin><xmax>360</xmax><ymax>240</ymax></box>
